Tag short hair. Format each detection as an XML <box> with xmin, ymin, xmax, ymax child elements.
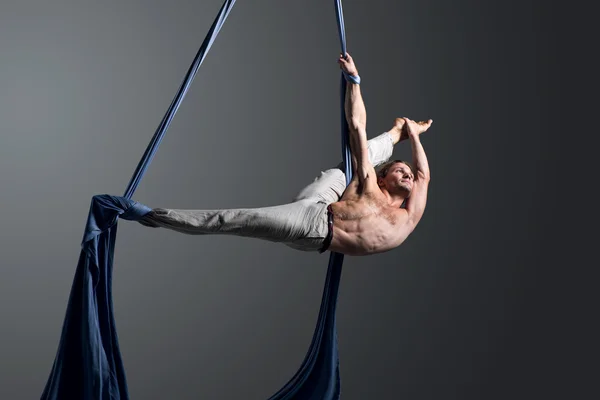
<box><xmin>376</xmin><ymin>160</ymin><xmax>415</xmax><ymax>179</ymax></box>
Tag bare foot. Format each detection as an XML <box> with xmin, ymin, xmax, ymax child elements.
<box><xmin>391</xmin><ymin>117</ymin><xmax>432</xmax><ymax>142</ymax></box>
<box><xmin>403</xmin><ymin>117</ymin><xmax>433</xmax><ymax>138</ymax></box>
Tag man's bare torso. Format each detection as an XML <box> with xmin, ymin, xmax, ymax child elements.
<box><xmin>326</xmin><ymin>182</ymin><xmax>416</xmax><ymax>256</ymax></box>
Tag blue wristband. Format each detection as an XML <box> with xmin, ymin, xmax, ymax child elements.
<box><xmin>343</xmin><ymin>71</ymin><xmax>361</xmax><ymax>85</ymax></box>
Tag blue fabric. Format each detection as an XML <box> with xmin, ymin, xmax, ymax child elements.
<box><xmin>41</xmin><ymin>196</ymin><xmax>151</xmax><ymax>400</ymax></box>
<box><xmin>122</xmin><ymin>0</ymin><xmax>237</xmax><ymax>200</ymax></box>
<box><xmin>266</xmin><ymin>2</ymin><xmax>353</xmax><ymax>399</ymax></box>
<box><xmin>343</xmin><ymin>72</ymin><xmax>361</xmax><ymax>85</ymax></box>
<box><xmin>41</xmin><ymin>2</ymin><xmax>237</xmax><ymax>399</ymax></box>
<box><xmin>42</xmin><ymin>0</ymin><xmax>355</xmax><ymax>399</ymax></box>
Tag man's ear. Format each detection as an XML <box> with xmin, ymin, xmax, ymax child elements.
<box><xmin>377</xmin><ymin>177</ymin><xmax>384</xmax><ymax>187</ymax></box>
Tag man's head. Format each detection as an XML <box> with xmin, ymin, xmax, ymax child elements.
<box><xmin>376</xmin><ymin>160</ymin><xmax>415</xmax><ymax>196</ymax></box>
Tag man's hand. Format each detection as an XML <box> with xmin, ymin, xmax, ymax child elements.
<box><xmin>338</xmin><ymin>53</ymin><xmax>359</xmax><ymax>77</ymax></box>
<box><xmin>403</xmin><ymin>117</ymin><xmax>433</xmax><ymax>137</ymax></box>
<box><xmin>392</xmin><ymin>117</ymin><xmax>433</xmax><ymax>142</ymax></box>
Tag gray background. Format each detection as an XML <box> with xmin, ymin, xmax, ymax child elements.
<box><xmin>0</xmin><ymin>0</ymin><xmax>579</xmax><ymax>399</ymax></box>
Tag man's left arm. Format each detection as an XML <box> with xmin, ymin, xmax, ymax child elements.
<box><xmin>404</xmin><ymin>118</ymin><xmax>433</xmax><ymax>225</ymax></box>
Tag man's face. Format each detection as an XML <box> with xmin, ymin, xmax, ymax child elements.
<box><xmin>380</xmin><ymin>162</ymin><xmax>414</xmax><ymax>194</ymax></box>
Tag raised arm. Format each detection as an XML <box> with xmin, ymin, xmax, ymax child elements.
<box><xmin>338</xmin><ymin>53</ymin><xmax>376</xmax><ymax>185</ymax></box>
<box><xmin>403</xmin><ymin>118</ymin><xmax>433</xmax><ymax>223</ymax></box>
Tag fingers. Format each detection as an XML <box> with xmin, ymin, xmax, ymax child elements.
<box><xmin>405</xmin><ymin>118</ymin><xmax>433</xmax><ymax>126</ymax></box>
<box><xmin>337</xmin><ymin>52</ymin><xmax>353</xmax><ymax>64</ymax></box>
<box><xmin>337</xmin><ymin>53</ymin><xmax>358</xmax><ymax>76</ymax></box>
<box><xmin>401</xmin><ymin>117</ymin><xmax>433</xmax><ymax>134</ymax></box>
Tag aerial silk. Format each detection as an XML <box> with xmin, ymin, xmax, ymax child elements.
<box><xmin>41</xmin><ymin>1</ymin><xmax>355</xmax><ymax>399</ymax></box>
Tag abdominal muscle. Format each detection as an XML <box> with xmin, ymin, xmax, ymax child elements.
<box><xmin>326</xmin><ymin>196</ymin><xmax>413</xmax><ymax>256</ymax></box>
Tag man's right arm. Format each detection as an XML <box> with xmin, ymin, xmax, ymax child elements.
<box><xmin>339</xmin><ymin>53</ymin><xmax>377</xmax><ymax>186</ymax></box>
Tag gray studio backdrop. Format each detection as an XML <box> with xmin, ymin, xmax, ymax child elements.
<box><xmin>1</xmin><ymin>0</ymin><xmax>563</xmax><ymax>399</ymax></box>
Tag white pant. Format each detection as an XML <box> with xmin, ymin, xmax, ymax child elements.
<box><xmin>140</xmin><ymin>132</ymin><xmax>394</xmax><ymax>252</ymax></box>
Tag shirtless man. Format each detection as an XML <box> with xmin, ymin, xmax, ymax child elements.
<box><xmin>139</xmin><ymin>53</ymin><xmax>432</xmax><ymax>256</ymax></box>
<box><xmin>328</xmin><ymin>53</ymin><xmax>432</xmax><ymax>255</ymax></box>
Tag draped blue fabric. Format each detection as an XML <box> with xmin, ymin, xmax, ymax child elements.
<box><xmin>41</xmin><ymin>1</ymin><xmax>354</xmax><ymax>399</ymax></box>
<box><xmin>41</xmin><ymin>2</ymin><xmax>237</xmax><ymax>399</ymax></box>
<box><xmin>266</xmin><ymin>3</ymin><xmax>353</xmax><ymax>399</ymax></box>
<box><xmin>40</xmin><ymin>195</ymin><xmax>152</xmax><ymax>400</ymax></box>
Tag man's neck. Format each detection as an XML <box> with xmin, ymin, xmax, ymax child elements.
<box><xmin>381</xmin><ymin>189</ymin><xmax>406</xmax><ymax>208</ymax></box>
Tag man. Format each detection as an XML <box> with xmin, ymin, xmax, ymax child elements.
<box><xmin>139</xmin><ymin>53</ymin><xmax>432</xmax><ymax>256</ymax></box>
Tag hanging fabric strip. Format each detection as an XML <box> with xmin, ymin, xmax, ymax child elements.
<box><xmin>266</xmin><ymin>1</ymin><xmax>352</xmax><ymax>399</ymax></box>
<box><xmin>40</xmin><ymin>2</ymin><xmax>237</xmax><ymax>399</ymax></box>
<box><xmin>123</xmin><ymin>1</ymin><xmax>237</xmax><ymax>200</ymax></box>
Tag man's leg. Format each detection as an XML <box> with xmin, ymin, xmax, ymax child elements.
<box><xmin>139</xmin><ymin>199</ymin><xmax>330</xmax><ymax>252</ymax></box>
<box><xmin>366</xmin><ymin>130</ymin><xmax>396</xmax><ymax>168</ymax></box>
<box><xmin>293</xmin><ymin>131</ymin><xmax>395</xmax><ymax>204</ymax></box>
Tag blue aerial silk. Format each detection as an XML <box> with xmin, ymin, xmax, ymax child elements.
<box><xmin>41</xmin><ymin>1</ymin><xmax>354</xmax><ymax>399</ymax></box>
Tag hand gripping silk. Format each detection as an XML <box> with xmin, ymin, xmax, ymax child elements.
<box><xmin>42</xmin><ymin>1</ymin><xmax>356</xmax><ymax>399</ymax></box>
